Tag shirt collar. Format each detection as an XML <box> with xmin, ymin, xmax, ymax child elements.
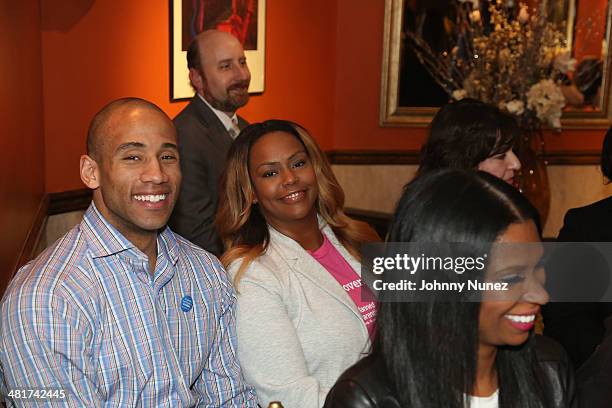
<box><xmin>81</xmin><ymin>202</ymin><xmax>180</xmax><ymax>265</ymax></box>
<box><xmin>197</xmin><ymin>93</ymin><xmax>237</xmax><ymax>133</ymax></box>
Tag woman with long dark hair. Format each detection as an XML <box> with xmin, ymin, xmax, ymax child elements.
<box><xmin>419</xmin><ymin>98</ymin><xmax>521</xmax><ymax>184</ymax></box>
<box><xmin>324</xmin><ymin>169</ymin><xmax>576</xmax><ymax>408</ymax></box>
<box><xmin>216</xmin><ymin>120</ymin><xmax>379</xmax><ymax>407</ymax></box>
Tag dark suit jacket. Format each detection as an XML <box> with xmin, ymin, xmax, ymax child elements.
<box><xmin>169</xmin><ymin>96</ymin><xmax>248</xmax><ymax>255</ymax></box>
<box><xmin>576</xmin><ymin>317</ymin><xmax>612</xmax><ymax>408</ymax></box>
<box><xmin>542</xmin><ymin>196</ymin><xmax>612</xmax><ymax>368</ymax></box>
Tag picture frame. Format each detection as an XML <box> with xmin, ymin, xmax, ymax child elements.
<box><xmin>379</xmin><ymin>0</ymin><xmax>612</xmax><ymax>129</ymax></box>
<box><xmin>170</xmin><ymin>0</ymin><xmax>266</xmax><ymax>101</ymax></box>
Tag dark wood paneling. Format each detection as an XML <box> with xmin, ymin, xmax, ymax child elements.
<box><xmin>542</xmin><ymin>150</ymin><xmax>601</xmax><ymax>165</ymax></box>
<box><xmin>327</xmin><ymin>150</ymin><xmax>421</xmax><ymax>165</ymax></box>
<box><xmin>345</xmin><ymin>207</ymin><xmax>392</xmax><ymax>239</ymax></box>
<box><xmin>14</xmin><ymin>195</ymin><xmax>49</xmax><ymax>273</ymax></box>
<box><xmin>13</xmin><ymin>189</ymin><xmax>91</xmax><ymax>277</ymax></box>
<box><xmin>326</xmin><ymin>150</ymin><xmax>601</xmax><ymax>165</ymax></box>
<box><xmin>47</xmin><ymin>188</ymin><xmax>92</xmax><ymax>215</ymax></box>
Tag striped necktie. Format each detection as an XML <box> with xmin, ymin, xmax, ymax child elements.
<box><xmin>229</xmin><ymin>117</ymin><xmax>241</xmax><ymax>139</ymax></box>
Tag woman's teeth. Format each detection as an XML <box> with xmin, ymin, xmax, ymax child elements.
<box><xmin>504</xmin><ymin>314</ymin><xmax>536</xmax><ymax>323</ymax></box>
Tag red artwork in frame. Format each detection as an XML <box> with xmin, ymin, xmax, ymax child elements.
<box><xmin>171</xmin><ymin>0</ymin><xmax>266</xmax><ymax>101</ymax></box>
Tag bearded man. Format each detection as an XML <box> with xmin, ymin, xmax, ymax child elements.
<box><xmin>170</xmin><ymin>30</ymin><xmax>251</xmax><ymax>255</ymax></box>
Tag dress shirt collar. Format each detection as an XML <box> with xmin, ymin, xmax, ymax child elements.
<box><xmin>81</xmin><ymin>202</ymin><xmax>179</xmax><ymax>265</ymax></box>
<box><xmin>197</xmin><ymin>93</ymin><xmax>238</xmax><ymax>133</ymax></box>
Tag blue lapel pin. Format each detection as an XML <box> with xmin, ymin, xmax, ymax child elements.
<box><xmin>181</xmin><ymin>295</ymin><xmax>193</xmax><ymax>312</ymax></box>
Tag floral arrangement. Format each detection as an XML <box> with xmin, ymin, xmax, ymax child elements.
<box><xmin>408</xmin><ymin>0</ymin><xmax>574</xmax><ymax>129</ymax></box>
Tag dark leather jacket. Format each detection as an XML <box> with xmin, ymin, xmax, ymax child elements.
<box><xmin>324</xmin><ymin>336</ymin><xmax>577</xmax><ymax>408</ymax></box>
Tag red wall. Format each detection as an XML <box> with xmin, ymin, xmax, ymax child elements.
<box><xmin>41</xmin><ymin>0</ymin><xmax>607</xmax><ymax>194</ymax></box>
<box><xmin>333</xmin><ymin>0</ymin><xmax>428</xmax><ymax>150</ymax></box>
<box><xmin>41</xmin><ymin>0</ymin><xmax>336</xmax><ymax>192</ymax></box>
<box><xmin>0</xmin><ymin>2</ymin><xmax>46</xmax><ymax>293</ymax></box>
<box><xmin>573</xmin><ymin>0</ymin><xmax>608</xmax><ymax>60</ymax></box>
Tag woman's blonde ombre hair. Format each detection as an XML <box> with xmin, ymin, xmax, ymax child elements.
<box><xmin>216</xmin><ymin>120</ymin><xmax>379</xmax><ymax>287</ymax></box>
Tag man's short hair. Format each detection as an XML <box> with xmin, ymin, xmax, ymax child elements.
<box><xmin>187</xmin><ymin>36</ymin><xmax>201</xmax><ymax>71</ymax></box>
<box><xmin>187</xmin><ymin>31</ymin><xmax>228</xmax><ymax>72</ymax></box>
<box><xmin>86</xmin><ymin>97</ymin><xmax>168</xmax><ymax>160</ymax></box>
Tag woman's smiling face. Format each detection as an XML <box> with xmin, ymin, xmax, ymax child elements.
<box><xmin>248</xmin><ymin>131</ymin><xmax>319</xmax><ymax>231</ymax></box>
<box><xmin>478</xmin><ymin>220</ymin><xmax>549</xmax><ymax>349</ymax></box>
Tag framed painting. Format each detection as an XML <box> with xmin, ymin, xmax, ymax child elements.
<box><xmin>380</xmin><ymin>0</ymin><xmax>612</xmax><ymax>128</ymax></box>
<box><xmin>170</xmin><ymin>0</ymin><xmax>266</xmax><ymax>101</ymax></box>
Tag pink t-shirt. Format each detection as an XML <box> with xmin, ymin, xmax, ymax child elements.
<box><xmin>308</xmin><ymin>234</ymin><xmax>377</xmax><ymax>338</ymax></box>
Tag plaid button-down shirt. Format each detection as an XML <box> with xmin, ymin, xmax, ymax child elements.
<box><xmin>0</xmin><ymin>203</ymin><xmax>256</xmax><ymax>407</ymax></box>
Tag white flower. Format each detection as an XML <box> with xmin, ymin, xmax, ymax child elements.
<box><xmin>518</xmin><ymin>6</ymin><xmax>530</xmax><ymax>24</ymax></box>
<box><xmin>553</xmin><ymin>51</ymin><xmax>577</xmax><ymax>73</ymax></box>
<box><xmin>551</xmin><ymin>116</ymin><xmax>561</xmax><ymax>129</ymax></box>
<box><xmin>469</xmin><ymin>10</ymin><xmax>481</xmax><ymax>23</ymax></box>
<box><xmin>506</xmin><ymin>100</ymin><xmax>525</xmax><ymax>115</ymax></box>
<box><xmin>452</xmin><ymin>89</ymin><xmax>468</xmax><ymax>100</ymax></box>
<box><xmin>526</xmin><ymin>79</ymin><xmax>566</xmax><ymax>128</ymax></box>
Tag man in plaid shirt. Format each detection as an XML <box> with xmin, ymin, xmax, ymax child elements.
<box><xmin>0</xmin><ymin>98</ymin><xmax>256</xmax><ymax>407</ymax></box>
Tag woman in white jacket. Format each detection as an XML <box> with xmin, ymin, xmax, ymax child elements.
<box><xmin>216</xmin><ymin>120</ymin><xmax>379</xmax><ymax>408</ymax></box>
